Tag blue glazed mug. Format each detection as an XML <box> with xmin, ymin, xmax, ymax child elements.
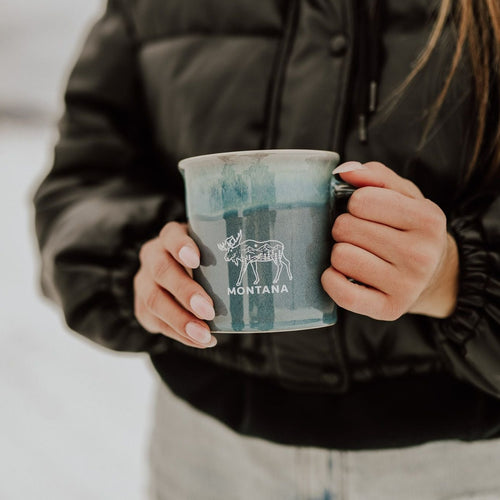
<box><xmin>179</xmin><ymin>149</ymin><xmax>354</xmax><ymax>333</ymax></box>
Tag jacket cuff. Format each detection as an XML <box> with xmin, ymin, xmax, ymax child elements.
<box><xmin>436</xmin><ymin>216</ymin><xmax>491</xmax><ymax>344</ymax></box>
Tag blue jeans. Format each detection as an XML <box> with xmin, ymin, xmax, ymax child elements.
<box><xmin>149</xmin><ymin>380</ymin><xmax>500</xmax><ymax>500</ymax></box>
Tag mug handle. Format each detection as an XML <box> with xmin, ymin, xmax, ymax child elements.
<box><xmin>330</xmin><ymin>173</ymin><xmax>362</xmax><ymax>285</ymax></box>
<box><xmin>330</xmin><ymin>173</ymin><xmax>356</xmax><ymax>221</ymax></box>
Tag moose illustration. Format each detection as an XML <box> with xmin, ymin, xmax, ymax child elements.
<box><xmin>217</xmin><ymin>230</ymin><xmax>293</xmax><ymax>286</ymax></box>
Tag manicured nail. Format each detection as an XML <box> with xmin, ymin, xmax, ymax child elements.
<box><xmin>185</xmin><ymin>322</ymin><xmax>213</xmax><ymax>344</ymax></box>
<box><xmin>179</xmin><ymin>246</ymin><xmax>200</xmax><ymax>268</ymax></box>
<box><xmin>206</xmin><ymin>337</ymin><xmax>218</xmax><ymax>348</ymax></box>
<box><xmin>190</xmin><ymin>294</ymin><xmax>216</xmax><ymax>320</ymax></box>
<box><xmin>332</xmin><ymin>161</ymin><xmax>366</xmax><ymax>174</ymax></box>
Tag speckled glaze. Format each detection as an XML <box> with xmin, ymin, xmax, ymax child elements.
<box><xmin>179</xmin><ymin>149</ymin><xmax>346</xmax><ymax>333</ymax></box>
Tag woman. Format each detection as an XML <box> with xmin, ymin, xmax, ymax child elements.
<box><xmin>34</xmin><ymin>0</ymin><xmax>500</xmax><ymax>498</ymax></box>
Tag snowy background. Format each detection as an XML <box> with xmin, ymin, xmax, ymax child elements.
<box><xmin>1</xmin><ymin>1</ymin><xmax>157</xmax><ymax>499</ymax></box>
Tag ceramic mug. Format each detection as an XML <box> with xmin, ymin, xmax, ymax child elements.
<box><xmin>179</xmin><ymin>149</ymin><xmax>354</xmax><ymax>333</ymax></box>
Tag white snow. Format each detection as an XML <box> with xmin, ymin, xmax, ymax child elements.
<box><xmin>1</xmin><ymin>2</ymin><xmax>156</xmax><ymax>499</ymax></box>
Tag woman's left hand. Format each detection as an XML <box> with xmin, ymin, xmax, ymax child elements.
<box><xmin>321</xmin><ymin>161</ymin><xmax>459</xmax><ymax>320</ymax></box>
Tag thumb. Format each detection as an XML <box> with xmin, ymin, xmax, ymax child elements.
<box><xmin>333</xmin><ymin>161</ymin><xmax>423</xmax><ymax>199</ymax></box>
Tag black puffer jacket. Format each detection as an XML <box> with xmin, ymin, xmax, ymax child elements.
<box><xmin>34</xmin><ymin>0</ymin><xmax>500</xmax><ymax>449</ymax></box>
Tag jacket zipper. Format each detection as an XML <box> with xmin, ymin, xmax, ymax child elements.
<box><xmin>326</xmin><ymin>0</ymin><xmax>357</xmax><ymax>393</ymax></box>
<box><xmin>329</xmin><ymin>0</ymin><xmax>356</xmax><ymax>155</ymax></box>
<box><xmin>262</xmin><ymin>0</ymin><xmax>300</xmax><ymax>150</ymax></box>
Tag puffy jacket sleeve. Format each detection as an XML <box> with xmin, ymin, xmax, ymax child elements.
<box><xmin>33</xmin><ymin>0</ymin><xmax>182</xmax><ymax>353</ymax></box>
<box><xmin>433</xmin><ymin>184</ymin><xmax>500</xmax><ymax>398</ymax></box>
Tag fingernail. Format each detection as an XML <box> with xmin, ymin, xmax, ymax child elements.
<box><xmin>179</xmin><ymin>246</ymin><xmax>200</xmax><ymax>268</ymax></box>
<box><xmin>332</xmin><ymin>161</ymin><xmax>366</xmax><ymax>175</ymax></box>
<box><xmin>206</xmin><ymin>337</ymin><xmax>218</xmax><ymax>348</ymax></box>
<box><xmin>185</xmin><ymin>322</ymin><xmax>212</xmax><ymax>344</ymax></box>
<box><xmin>190</xmin><ymin>294</ymin><xmax>216</xmax><ymax>320</ymax></box>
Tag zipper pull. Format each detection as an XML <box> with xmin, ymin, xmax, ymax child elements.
<box><xmin>358</xmin><ymin>113</ymin><xmax>368</xmax><ymax>143</ymax></box>
<box><xmin>369</xmin><ymin>80</ymin><xmax>378</xmax><ymax>113</ymax></box>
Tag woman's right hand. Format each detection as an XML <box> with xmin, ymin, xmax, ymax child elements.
<box><xmin>134</xmin><ymin>222</ymin><xmax>217</xmax><ymax>348</ymax></box>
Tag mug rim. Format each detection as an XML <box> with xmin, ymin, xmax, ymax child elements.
<box><xmin>178</xmin><ymin>149</ymin><xmax>340</xmax><ymax>170</ymax></box>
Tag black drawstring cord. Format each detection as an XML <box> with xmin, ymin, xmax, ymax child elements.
<box><xmin>356</xmin><ymin>0</ymin><xmax>383</xmax><ymax>143</ymax></box>
<box><xmin>356</xmin><ymin>1</ymin><xmax>369</xmax><ymax>143</ymax></box>
<box><xmin>367</xmin><ymin>0</ymin><xmax>382</xmax><ymax>113</ymax></box>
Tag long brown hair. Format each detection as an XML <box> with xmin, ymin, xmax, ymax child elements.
<box><xmin>398</xmin><ymin>0</ymin><xmax>500</xmax><ymax>181</ymax></box>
